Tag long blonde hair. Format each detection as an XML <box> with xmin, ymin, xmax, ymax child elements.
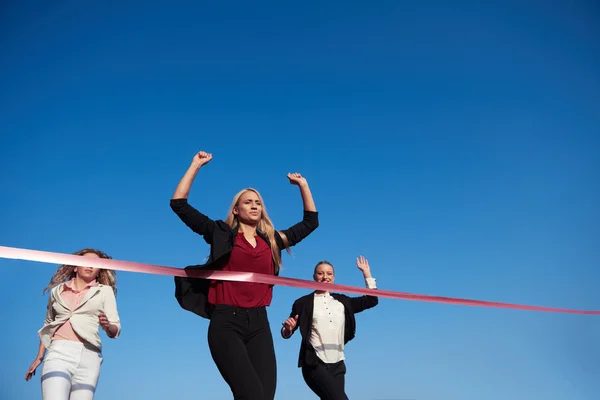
<box><xmin>225</xmin><ymin>188</ymin><xmax>291</xmax><ymax>269</ymax></box>
<box><xmin>43</xmin><ymin>248</ymin><xmax>117</xmax><ymax>294</ymax></box>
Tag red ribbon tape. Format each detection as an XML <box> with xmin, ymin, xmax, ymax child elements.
<box><xmin>0</xmin><ymin>245</ymin><xmax>598</xmax><ymax>315</ymax></box>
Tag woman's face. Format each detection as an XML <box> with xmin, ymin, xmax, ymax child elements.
<box><xmin>234</xmin><ymin>190</ymin><xmax>263</xmax><ymax>224</ymax></box>
<box><xmin>74</xmin><ymin>252</ymin><xmax>101</xmax><ymax>281</ymax></box>
<box><xmin>313</xmin><ymin>263</ymin><xmax>335</xmax><ymax>284</ymax></box>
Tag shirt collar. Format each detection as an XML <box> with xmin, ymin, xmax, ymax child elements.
<box><xmin>63</xmin><ymin>279</ymin><xmax>99</xmax><ymax>293</ymax></box>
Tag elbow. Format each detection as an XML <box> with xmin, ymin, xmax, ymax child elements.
<box><xmin>369</xmin><ymin>296</ymin><xmax>379</xmax><ymax>307</ymax></box>
<box><xmin>304</xmin><ymin>211</ymin><xmax>319</xmax><ymax>231</ymax></box>
<box><xmin>313</xmin><ymin>212</ymin><xmax>320</xmax><ymax>229</ymax></box>
<box><xmin>170</xmin><ymin>198</ymin><xmax>188</xmax><ymax>211</ymax></box>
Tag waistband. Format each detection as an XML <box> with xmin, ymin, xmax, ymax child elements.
<box><xmin>213</xmin><ymin>304</ymin><xmax>267</xmax><ymax>314</ymax></box>
<box><xmin>50</xmin><ymin>339</ymin><xmax>100</xmax><ymax>353</ymax></box>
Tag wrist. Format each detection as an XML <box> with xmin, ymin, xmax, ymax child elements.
<box><xmin>363</xmin><ymin>272</ymin><xmax>372</xmax><ymax>279</ymax></box>
<box><xmin>189</xmin><ymin>163</ymin><xmax>202</xmax><ymax>172</ymax></box>
<box><xmin>365</xmin><ymin>276</ymin><xmax>377</xmax><ymax>289</ymax></box>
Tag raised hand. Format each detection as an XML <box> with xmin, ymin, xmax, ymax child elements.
<box><xmin>191</xmin><ymin>151</ymin><xmax>213</xmax><ymax>167</ymax></box>
<box><xmin>287</xmin><ymin>172</ymin><xmax>307</xmax><ymax>187</ymax></box>
<box><xmin>282</xmin><ymin>314</ymin><xmax>299</xmax><ymax>337</ymax></box>
<box><xmin>356</xmin><ymin>255</ymin><xmax>372</xmax><ymax>278</ymax></box>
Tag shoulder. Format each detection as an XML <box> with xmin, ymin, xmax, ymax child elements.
<box><xmin>294</xmin><ymin>293</ymin><xmax>314</xmax><ymax>306</ymax></box>
<box><xmin>331</xmin><ymin>293</ymin><xmax>351</xmax><ymax>304</ymax></box>
<box><xmin>214</xmin><ymin>220</ymin><xmax>235</xmax><ymax>235</ymax></box>
<box><xmin>50</xmin><ymin>283</ymin><xmax>64</xmax><ymax>296</ymax></box>
<box><xmin>46</xmin><ymin>286</ymin><xmax>57</xmax><ymax>303</ymax></box>
<box><xmin>98</xmin><ymin>285</ymin><xmax>116</xmax><ymax>296</ymax></box>
<box><xmin>331</xmin><ymin>292</ymin><xmax>349</xmax><ymax>300</ymax></box>
<box><xmin>215</xmin><ymin>220</ymin><xmax>232</xmax><ymax>229</ymax></box>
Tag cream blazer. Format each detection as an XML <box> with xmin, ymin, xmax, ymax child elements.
<box><xmin>38</xmin><ymin>283</ymin><xmax>121</xmax><ymax>352</ymax></box>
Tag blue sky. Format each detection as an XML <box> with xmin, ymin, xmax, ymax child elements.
<box><xmin>1</xmin><ymin>1</ymin><xmax>599</xmax><ymax>399</ymax></box>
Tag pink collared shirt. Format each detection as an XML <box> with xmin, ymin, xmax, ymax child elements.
<box><xmin>52</xmin><ymin>279</ymin><xmax>99</xmax><ymax>343</ymax></box>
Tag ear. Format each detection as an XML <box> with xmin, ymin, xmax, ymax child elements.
<box><xmin>233</xmin><ymin>206</ymin><xmax>239</xmax><ymax>215</ymax></box>
<box><xmin>73</xmin><ymin>267</ymin><xmax>78</xmax><ymax>274</ymax></box>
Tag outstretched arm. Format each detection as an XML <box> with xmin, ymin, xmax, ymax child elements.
<box><xmin>170</xmin><ymin>152</ymin><xmax>217</xmax><ymax>242</ymax></box>
<box><xmin>287</xmin><ymin>173</ymin><xmax>316</xmax><ymax>212</ymax></box>
<box><xmin>172</xmin><ymin>151</ymin><xmax>212</xmax><ymax>200</ymax></box>
<box><xmin>350</xmin><ymin>255</ymin><xmax>379</xmax><ymax>313</ymax></box>
<box><xmin>278</xmin><ymin>173</ymin><xmax>319</xmax><ymax>248</ymax></box>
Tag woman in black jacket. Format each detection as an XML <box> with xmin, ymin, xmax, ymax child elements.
<box><xmin>170</xmin><ymin>151</ymin><xmax>319</xmax><ymax>400</ymax></box>
<box><xmin>281</xmin><ymin>256</ymin><xmax>379</xmax><ymax>400</ymax></box>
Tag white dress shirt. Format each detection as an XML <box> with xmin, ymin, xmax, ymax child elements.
<box><xmin>309</xmin><ymin>277</ymin><xmax>376</xmax><ymax>364</ymax></box>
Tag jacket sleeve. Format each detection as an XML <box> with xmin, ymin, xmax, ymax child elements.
<box><xmin>277</xmin><ymin>210</ymin><xmax>319</xmax><ymax>248</ymax></box>
<box><xmin>44</xmin><ymin>293</ymin><xmax>55</xmax><ymax>325</ymax></box>
<box><xmin>349</xmin><ymin>293</ymin><xmax>379</xmax><ymax>314</ymax></box>
<box><xmin>102</xmin><ymin>287</ymin><xmax>122</xmax><ymax>338</ymax></box>
<box><xmin>170</xmin><ymin>198</ymin><xmax>218</xmax><ymax>244</ymax></box>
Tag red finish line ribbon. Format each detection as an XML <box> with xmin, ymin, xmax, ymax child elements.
<box><xmin>1</xmin><ymin>245</ymin><xmax>598</xmax><ymax>315</ymax></box>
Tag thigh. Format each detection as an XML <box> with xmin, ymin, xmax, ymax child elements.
<box><xmin>302</xmin><ymin>364</ymin><xmax>347</xmax><ymax>400</ymax></box>
<box><xmin>208</xmin><ymin>312</ymin><xmax>264</xmax><ymax>400</ymax></box>
<box><xmin>41</xmin><ymin>346</ymin><xmax>75</xmax><ymax>400</ymax></box>
<box><xmin>246</xmin><ymin>314</ymin><xmax>276</xmax><ymax>400</ymax></box>
<box><xmin>69</xmin><ymin>350</ymin><xmax>103</xmax><ymax>400</ymax></box>
<box><xmin>330</xmin><ymin>362</ymin><xmax>348</xmax><ymax>400</ymax></box>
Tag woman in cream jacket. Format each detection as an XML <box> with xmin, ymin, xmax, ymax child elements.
<box><xmin>25</xmin><ymin>248</ymin><xmax>122</xmax><ymax>400</ymax></box>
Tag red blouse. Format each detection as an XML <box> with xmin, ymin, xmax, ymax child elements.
<box><xmin>208</xmin><ymin>231</ymin><xmax>274</xmax><ymax>308</ymax></box>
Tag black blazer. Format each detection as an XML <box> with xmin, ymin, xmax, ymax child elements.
<box><xmin>170</xmin><ymin>198</ymin><xmax>319</xmax><ymax>319</ymax></box>
<box><xmin>283</xmin><ymin>291</ymin><xmax>378</xmax><ymax>367</ymax></box>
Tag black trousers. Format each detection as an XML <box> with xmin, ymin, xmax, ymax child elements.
<box><xmin>301</xmin><ymin>360</ymin><xmax>348</xmax><ymax>400</ymax></box>
<box><xmin>207</xmin><ymin>304</ymin><xmax>276</xmax><ymax>400</ymax></box>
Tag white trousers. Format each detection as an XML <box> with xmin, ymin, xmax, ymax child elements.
<box><xmin>41</xmin><ymin>340</ymin><xmax>103</xmax><ymax>400</ymax></box>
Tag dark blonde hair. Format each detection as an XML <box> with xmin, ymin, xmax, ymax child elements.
<box><xmin>43</xmin><ymin>248</ymin><xmax>117</xmax><ymax>294</ymax></box>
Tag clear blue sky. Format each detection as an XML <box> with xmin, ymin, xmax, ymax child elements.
<box><xmin>1</xmin><ymin>1</ymin><xmax>599</xmax><ymax>399</ymax></box>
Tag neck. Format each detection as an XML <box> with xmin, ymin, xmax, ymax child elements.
<box><xmin>71</xmin><ymin>276</ymin><xmax>94</xmax><ymax>290</ymax></box>
<box><xmin>238</xmin><ymin>222</ymin><xmax>257</xmax><ymax>236</ymax></box>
